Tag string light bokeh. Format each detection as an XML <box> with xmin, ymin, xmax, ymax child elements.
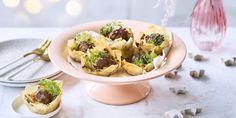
<box><xmin>1</xmin><ymin>0</ymin><xmax>235</xmax><ymax>27</ymax></box>
<box><xmin>48</xmin><ymin>0</ymin><xmax>60</xmax><ymax>3</ymax></box>
<box><xmin>65</xmin><ymin>0</ymin><xmax>83</xmax><ymax>16</ymax></box>
<box><xmin>2</xmin><ymin>0</ymin><xmax>83</xmax><ymax>16</ymax></box>
<box><xmin>2</xmin><ymin>0</ymin><xmax>20</xmax><ymax>7</ymax></box>
<box><xmin>1</xmin><ymin>0</ymin><xmax>83</xmax><ymax>27</ymax></box>
<box><xmin>24</xmin><ymin>0</ymin><xmax>42</xmax><ymax>14</ymax></box>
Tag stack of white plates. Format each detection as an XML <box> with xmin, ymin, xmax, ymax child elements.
<box><xmin>0</xmin><ymin>38</ymin><xmax>62</xmax><ymax>87</ymax></box>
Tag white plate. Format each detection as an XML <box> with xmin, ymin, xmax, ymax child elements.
<box><xmin>12</xmin><ymin>95</ymin><xmax>61</xmax><ymax>118</ymax></box>
<box><xmin>0</xmin><ymin>38</ymin><xmax>61</xmax><ymax>84</ymax></box>
<box><xmin>0</xmin><ymin>72</ymin><xmax>63</xmax><ymax>87</ymax></box>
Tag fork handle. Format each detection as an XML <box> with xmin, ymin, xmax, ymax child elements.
<box><xmin>0</xmin><ymin>56</ymin><xmax>24</xmax><ymax>70</ymax></box>
<box><xmin>7</xmin><ymin>57</ymin><xmax>40</xmax><ymax>80</ymax></box>
<box><xmin>0</xmin><ymin>50</ymin><xmax>35</xmax><ymax>70</ymax></box>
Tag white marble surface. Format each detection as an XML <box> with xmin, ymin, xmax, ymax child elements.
<box><xmin>0</xmin><ymin>27</ymin><xmax>236</xmax><ymax>118</ymax></box>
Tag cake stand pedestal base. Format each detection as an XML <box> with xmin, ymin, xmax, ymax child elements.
<box><xmin>85</xmin><ymin>81</ymin><xmax>151</xmax><ymax>105</ymax></box>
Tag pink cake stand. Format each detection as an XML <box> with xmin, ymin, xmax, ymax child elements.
<box><xmin>48</xmin><ymin>20</ymin><xmax>187</xmax><ymax>105</ymax></box>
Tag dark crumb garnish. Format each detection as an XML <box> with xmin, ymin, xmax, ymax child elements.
<box><xmin>140</xmin><ymin>34</ymin><xmax>146</xmax><ymax>40</ymax></box>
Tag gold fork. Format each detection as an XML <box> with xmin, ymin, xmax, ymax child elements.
<box><xmin>0</xmin><ymin>39</ymin><xmax>50</xmax><ymax>70</ymax></box>
<box><xmin>23</xmin><ymin>39</ymin><xmax>51</xmax><ymax>57</ymax></box>
<box><xmin>7</xmin><ymin>44</ymin><xmax>51</xmax><ymax>81</ymax></box>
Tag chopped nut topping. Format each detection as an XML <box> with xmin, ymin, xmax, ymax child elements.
<box><xmin>233</xmin><ymin>57</ymin><xmax>236</xmax><ymax>62</ymax></box>
<box><xmin>194</xmin><ymin>54</ymin><xmax>204</xmax><ymax>61</ymax></box>
<box><xmin>190</xmin><ymin>71</ymin><xmax>198</xmax><ymax>78</ymax></box>
<box><xmin>184</xmin><ymin>104</ymin><xmax>202</xmax><ymax>116</ymax></box>
<box><xmin>169</xmin><ymin>85</ymin><xmax>187</xmax><ymax>95</ymax></box>
<box><xmin>199</xmin><ymin>70</ymin><xmax>205</xmax><ymax>77</ymax></box>
<box><xmin>165</xmin><ymin>71</ymin><xmax>178</xmax><ymax>79</ymax></box>
<box><xmin>190</xmin><ymin>69</ymin><xmax>205</xmax><ymax>79</ymax></box>
<box><xmin>222</xmin><ymin>57</ymin><xmax>236</xmax><ymax>67</ymax></box>
<box><xmin>164</xmin><ymin>109</ymin><xmax>184</xmax><ymax>118</ymax></box>
<box><xmin>224</xmin><ymin>59</ymin><xmax>234</xmax><ymax>66</ymax></box>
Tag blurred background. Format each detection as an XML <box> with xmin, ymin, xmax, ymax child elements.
<box><xmin>0</xmin><ymin>0</ymin><xmax>235</xmax><ymax>27</ymax></box>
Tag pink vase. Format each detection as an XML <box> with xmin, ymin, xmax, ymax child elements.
<box><xmin>190</xmin><ymin>0</ymin><xmax>227</xmax><ymax>51</ymax></box>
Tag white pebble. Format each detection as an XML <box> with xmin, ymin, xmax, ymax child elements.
<box><xmin>164</xmin><ymin>109</ymin><xmax>184</xmax><ymax>118</ymax></box>
<box><xmin>169</xmin><ymin>85</ymin><xmax>187</xmax><ymax>95</ymax></box>
<box><xmin>183</xmin><ymin>104</ymin><xmax>202</xmax><ymax>116</ymax></box>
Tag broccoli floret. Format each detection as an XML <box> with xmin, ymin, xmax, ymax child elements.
<box><xmin>132</xmin><ymin>52</ymin><xmax>157</xmax><ymax>66</ymax></box>
<box><xmin>100</xmin><ymin>21</ymin><xmax>122</xmax><ymax>37</ymax></box>
<box><xmin>146</xmin><ymin>33</ymin><xmax>164</xmax><ymax>46</ymax></box>
<box><xmin>38</xmin><ymin>79</ymin><xmax>61</xmax><ymax>97</ymax></box>
<box><xmin>75</xmin><ymin>31</ymin><xmax>93</xmax><ymax>45</ymax></box>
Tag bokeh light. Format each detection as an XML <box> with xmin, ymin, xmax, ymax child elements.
<box><xmin>24</xmin><ymin>0</ymin><xmax>42</xmax><ymax>14</ymax></box>
<box><xmin>15</xmin><ymin>11</ymin><xmax>31</xmax><ymax>25</ymax></box>
<box><xmin>48</xmin><ymin>0</ymin><xmax>60</xmax><ymax>3</ymax></box>
<box><xmin>65</xmin><ymin>0</ymin><xmax>82</xmax><ymax>16</ymax></box>
<box><xmin>2</xmin><ymin>0</ymin><xmax>20</xmax><ymax>7</ymax></box>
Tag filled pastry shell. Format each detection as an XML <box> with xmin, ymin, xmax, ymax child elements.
<box><xmin>81</xmin><ymin>48</ymin><xmax>122</xmax><ymax>76</ymax></box>
<box><xmin>22</xmin><ymin>80</ymin><xmax>63</xmax><ymax>115</ymax></box>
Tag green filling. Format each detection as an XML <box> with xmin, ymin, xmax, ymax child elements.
<box><xmin>70</xmin><ymin>31</ymin><xmax>94</xmax><ymax>50</ymax></box>
<box><xmin>75</xmin><ymin>31</ymin><xmax>94</xmax><ymax>44</ymax></box>
<box><xmin>38</xmin><ymin>79</ymin><xmax>61</xmax><ymax>97</ymax></box>
<box><xmin>147</xmin><ymin>33</ymin><xmax>164</xmax><ymax>46</ymax></box>
<box><xmin>100</xmin><ymin>21</ymin><xmax>122</xmax><ymax>37</ymax></box>
<box><xmin>132</xmin><ymin>52</ymin><xmax>157</xmax><ymax>66</ymax></box>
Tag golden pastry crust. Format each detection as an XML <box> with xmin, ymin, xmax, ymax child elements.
<box><xmin>122</xmin><ymin>59</ymin><xmax>155</xmax><ymax>76</ymax></box>
<box><xmin>137</xmin><ymin>25</ymin><xmax>170</xmax><ymax>54</ymax></box>
<box><xmin>121</xmin><ymin>25</ymin><xmax>171</xmax><ymax>75</ymax></box>
<box><xmin>81</xmin><ymin>48</ymin><xmax>122</xmax><ymax>76</ymax></box>
<box><xmin>107</xmin><ymin>37</ymin><xmax>135</xmax><ymax>59</ymax></box>
<box><xmin>100</xmin><ymin>21</ymin><xmax>135</xmax><ymax>60</ymax></box>
<box><xmin>67</xmin><ymin>39</ymin><xmax>84</xmax><ymax>62</ymax></box>
<box><xmin>122</xmin><ymin>60</ymin><xmax>143</xmax><ymax>75</ymax></box>
<box><xmin>22</xmin><ymin>81</ymin><xmax>63</xmax><ymax>115</ymax></box>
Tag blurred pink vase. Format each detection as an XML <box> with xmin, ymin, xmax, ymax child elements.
<box><xmin>190</xmin><ymin>0</ymin><xmax>227</xmax><ymax>51</ymax></box>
